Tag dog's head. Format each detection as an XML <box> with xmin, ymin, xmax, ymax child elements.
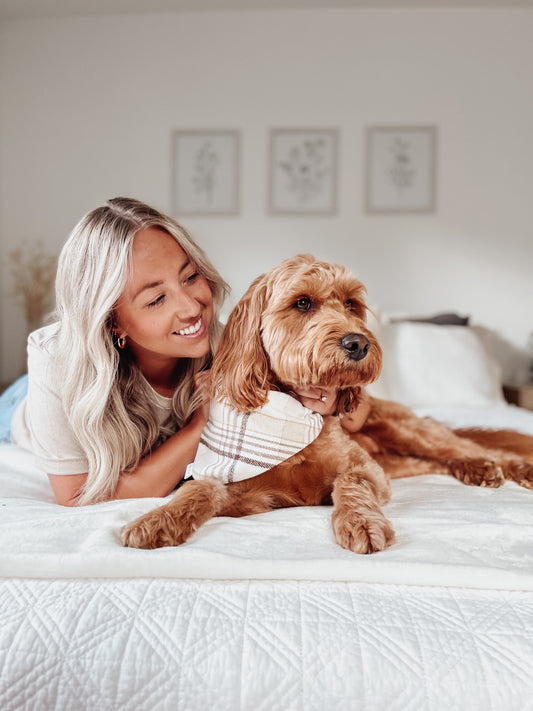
<box><xmin>210</xmin><ymin>254</ymin><xmax>382</xmax><ymax>413</ymax></box>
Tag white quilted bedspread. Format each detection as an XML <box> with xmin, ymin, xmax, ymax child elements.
<box><xmin>1</xmin><ymin>578</ymin><xmax>532</xmax><ymax>711</ymax></box>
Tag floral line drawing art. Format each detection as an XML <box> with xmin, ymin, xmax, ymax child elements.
<box><xmin>173</xmin><ymin>130</ymin><xmax>239</xmax><ymax>216</ymax></box>
<box><xmin>365</xmin><ymin>126</ymin><xmax>437</xmax><ymax>214</ymax></box>
<box><xmin>191</xmin><ymin>141</ymin><xmax>220</xmax><ymax>204</ymax></box>
<box><xmin>389</xmin><ymin>136</ymin><xmax>416</xmax><ymax>195</ymax></box>
<box><xmin>270</xmin><ymin>129</ymin><xmax>338</xmax><ymax>215</ymax></box>
<box><xmin>278</xmin><ymin>138</ymin><xmax>330</xmax><ymax>205</ymax></box>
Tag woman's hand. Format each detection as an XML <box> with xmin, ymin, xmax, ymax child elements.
<box><xmin>338</xmin><ymin>395</ymin><xmax>371</xmax><ymax>433</ymax></box>
<box><xmin>291</xmin><ymin>386</ymin><xmax>338</xmax><ymax>416</ymax></box>
<box><xmin>292</xmin><ymin>385</ymin><xmax>372</xmax><ymax>434</ymax></box>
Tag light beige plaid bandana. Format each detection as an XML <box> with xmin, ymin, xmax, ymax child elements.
<box><xmin>191</xmin><ymin>391</ymin><xmax>323</xmax><ymax>483</ymax></box>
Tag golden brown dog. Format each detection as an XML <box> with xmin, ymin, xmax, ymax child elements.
<box><xmin>122</xmin><ymin>255</ymin><xmax>533</xmax><ymax>554</ymax></box>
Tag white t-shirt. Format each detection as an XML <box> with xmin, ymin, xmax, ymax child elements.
<box><xmin>12</xmin><ymin>323</ymin><xmax>174</xmax><ymax>476</ymax></box>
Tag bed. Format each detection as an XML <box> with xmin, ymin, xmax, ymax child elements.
<box><xmin>1</xmin><ymin>320</ymin><xmax>533</xmax><ymax>711</ymax></box>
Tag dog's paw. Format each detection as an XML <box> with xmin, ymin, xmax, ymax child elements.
<box><xmin>332</xmin><ymin>508</ymin><xmax>395</xmax><ymax>554</ymax></box>
<box><xmin>121</xmin><ymin>506</ymin><xmax>192</xmax><ymax>549</ymax></box>
<box><xmin>502</xmin><ymin>460</ymin><xmax>533</xmax><ymax>489</ymax></box>
<box><xmin>448</xmin><ymin>459</ymin><xmax>505</xmax><ymax>488</ymax></box>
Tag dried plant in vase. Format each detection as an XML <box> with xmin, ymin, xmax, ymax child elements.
<box><xmin>8</xmin><ymin>241</ymin><xmax>57</xmax><ymax>335</ymax></box>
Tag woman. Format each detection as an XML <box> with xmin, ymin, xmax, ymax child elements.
<box><xmin>11</xmin><ymin>197</ymin><xmax>229</xmax><ymax>506</ymax></box>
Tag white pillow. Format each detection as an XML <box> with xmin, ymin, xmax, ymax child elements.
<box><xmin>370</xmin><ymin>322</ymin><xmax>504</xmax><ymax>408</ymax></box>
<box><xmin>365</xmin><ymin>307</ymin><xmax>392</xmax><ymax>399</ymax></box>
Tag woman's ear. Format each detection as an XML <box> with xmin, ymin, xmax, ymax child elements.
<box><xmin>109</xmin><ymin>313</ymin><xmax>127</xmax><ymax>342</ymax></box>
<box><xmin>210</xmin><ymin>273</ymin><xmax>274</xmax><ymax>412</ymax></box>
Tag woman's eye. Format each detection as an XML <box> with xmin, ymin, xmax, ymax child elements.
<box><xmin>294</xmin><ymin>296</ymin><xmax>312</xmax><ymax>312</ymax></box>
<box><xmin>185</xmin><ymin>272</ymin><xmax>200</xmax><ymax>284</ymax></box>
<box><xmin>147</xmin><ymin>295</ymin><xmax>165</xmax><ymax>308</ymax></box>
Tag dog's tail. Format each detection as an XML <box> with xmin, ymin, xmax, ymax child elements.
<box><xmin>454</xmin><ymin>428</ymin><xmax>533</xmax><ymax>462</ymax></box>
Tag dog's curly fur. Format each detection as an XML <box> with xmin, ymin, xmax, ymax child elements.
<box><xmin>122</xmin><ymin>254</ymin><xmax>533</xmax><ymax>554</ymax></box>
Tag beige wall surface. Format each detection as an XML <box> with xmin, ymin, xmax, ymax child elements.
<box><xmin>1</xmin><ymin>7</ymin><xmax>532</xmax><ymax>381</ymax></box>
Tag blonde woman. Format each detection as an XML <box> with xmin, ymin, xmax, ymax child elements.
<box><xmin>11</xmin><ymin>197</ymin><xmax>229</xmax><ymax>506</ymax></box>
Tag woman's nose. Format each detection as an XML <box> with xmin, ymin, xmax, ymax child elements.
<box><xmin>173</xmin><ymin>288</ymin><xmax>200</xmax><ymax>320</ymax></box>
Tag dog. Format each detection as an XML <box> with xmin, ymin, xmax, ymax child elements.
<box><xmin>121</xmin><ymin>254</ymin><xmax>533</xmax><ymax>554</ymax></box>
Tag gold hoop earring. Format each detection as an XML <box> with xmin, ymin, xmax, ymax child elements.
<box><xmin>117</xmin><ymin>336</ymin><xmax>126</xmax><ymax>349</ymax></box>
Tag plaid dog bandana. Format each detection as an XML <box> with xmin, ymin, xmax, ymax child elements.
<box><xmin>191</xmin><ymin>391</ymin><xmax>323</xmax><ymax>483</ymax></box>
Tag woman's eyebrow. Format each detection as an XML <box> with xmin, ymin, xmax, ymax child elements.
<box><xmin>132</xmin><ymin>260</ymin><xmax>192</xmax><ymax>301</ymax></box>
<box><xmin>133</xmin><ymin>280</ymin><xmax>163</xmax><ymax>301</ymax></box>
<box><xmin>179</xmin><ymin>259</ymin><xmax>192</xmax><ymax>275</ymax></box>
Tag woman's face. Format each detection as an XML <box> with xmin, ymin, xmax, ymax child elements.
<box><xmin>114</xmin><ymin>227</ymin><xmax>213</xmax><ymax>372</ymax></box>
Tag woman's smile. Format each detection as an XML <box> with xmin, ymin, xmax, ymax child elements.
<box><xmin>174</xmin><ymin>317</ymin><xmax>205</xmax><ymax>337</ymax></box>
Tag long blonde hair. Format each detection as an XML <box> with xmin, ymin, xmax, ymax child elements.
<box><xmin>55</xmin><ymin>197</ymin><xmax>229</xmax><ymax>504</ymax></box>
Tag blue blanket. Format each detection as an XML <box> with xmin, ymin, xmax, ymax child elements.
<box><xmin>0</xmin><ymin>375</ymin><xmax>28</xmax><ymax>443</ymax></box>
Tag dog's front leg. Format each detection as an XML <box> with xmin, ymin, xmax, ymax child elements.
<box><xmin>121</xmin><ymin>478</ymin><xmax>228</xmax><ymax>549</ymax></box>
<box><xmin>121</xmin><ymin>461</ymin><xmax>311</xmax><ymax>549</ymax></box>
<box><xmin>330</xmin><ymin>444</ymin><xmax>395</xmax><ymax>554</ymax></box>
<box><xmin>255</xmin><ymin>417</ymin><xmax>396</xmax><ymax>554</ymax></box>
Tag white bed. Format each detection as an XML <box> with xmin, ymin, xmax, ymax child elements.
<box><xmin>1</xmin><ymin>321</ymin><xmax>533</xmax><ymax>711</ymax></box>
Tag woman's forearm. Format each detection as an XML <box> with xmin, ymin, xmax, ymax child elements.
<box><xmin>49</xmin><ymin>413</ymin><xmax>207</xmax><ymax>506</ymax></box>
<box><xmin>112</xmin><ymin>412</ymin><xmax>206</xmax><ymax>500</ymax></box>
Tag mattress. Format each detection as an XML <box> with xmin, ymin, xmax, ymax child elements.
<box><xmin>1</xmin><ymin>403</ymin><xmax>533</xmax><ymax>711</ymax></box>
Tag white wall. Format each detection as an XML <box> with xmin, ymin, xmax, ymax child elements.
<box><xmin>1</xmin><ymin>7</ymin><xmax>532</xmax><ymax>382</ymax></box>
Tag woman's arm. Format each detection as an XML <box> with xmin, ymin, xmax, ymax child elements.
<box><xmin>112</xmin><ymin>408</ymin><xmax>206</xmax><ymax>500</ymax></box>
<box><xmin>48</xmin><ymin>472</ymin><xmax>89</xmax><ymax>506</ymax></box>
<box><xmin>48</xmin><ymin>408</ymin><xmax>207</xmax><ymax>506</ymax></box>
<box><xmin>48</xmin><ymin>370</ymin><xmax>211</xmax><ymax>506</ymax></box>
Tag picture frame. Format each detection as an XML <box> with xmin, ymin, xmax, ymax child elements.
<box><xmin>269</xmin><ymin>128</ymin><xmax>338</xmax><ymax>215</ymax></box>
<box><xmin>365</xmin><ymin>125</ymin><xmax>437</xmax><ymax>214</ymax></box>
<box><xmin>172</xmin><ymin>130</ymin><xmax>240</xmax><ymax>216</ymax></box>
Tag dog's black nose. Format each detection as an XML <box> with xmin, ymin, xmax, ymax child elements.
<box><xmin>340</xmin><ymin>333</ymin><xmax>370</xmax><ymax>361</ymax></box>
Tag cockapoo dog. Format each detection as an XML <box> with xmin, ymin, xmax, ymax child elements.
<box><xmin>122</xmin><ymin>254</ymin><xmax>533</xmax><ymax>554</ymax></box>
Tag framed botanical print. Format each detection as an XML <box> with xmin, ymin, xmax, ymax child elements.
<box><xmin>172</xmin><ymin>130</ymin><xmax>240</xmax><ymax>216</ymax></box>
<box><xmin>269</xmin><ymin>128</ymin><xmax>338</xmax><ymax>215</ymax></box>
<box><xmin>365</xmin><ymin>125</ymin><xmax>437</xmax><ymax>214</ymax></box>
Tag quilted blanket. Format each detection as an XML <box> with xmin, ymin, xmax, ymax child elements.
<box><xmin>2</xmin><ymin>578</ymin><xmax>532</xmax><ymax>711</ymax></box>
<box><xmin>1</xmin><ymin>448</ymin><xmax>533</xmax><ymax>590</ymax></box>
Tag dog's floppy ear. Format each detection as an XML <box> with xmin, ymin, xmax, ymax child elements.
<box><xmin>210</xmin><ymin>273</ymin><xmax>274</xmax><ymax>412</ymax></box>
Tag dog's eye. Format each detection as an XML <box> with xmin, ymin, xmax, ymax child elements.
<box><xmin>345</xmin><ymin>299</ymin><xmax>354</xmax><ymax>311</ymax></box>
<box><xmin>294</xmin><ymin>297</ymin><xmax>312</xmax><ymax>312</ymax></box>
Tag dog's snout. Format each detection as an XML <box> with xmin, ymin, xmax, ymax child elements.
<box><xmin>340</xmin><ymin>333</ymin><xmax>370</xmax><ymax>361</ymax></box>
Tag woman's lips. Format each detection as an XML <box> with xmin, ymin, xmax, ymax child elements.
<box><xmin>174</xmin><ymin>317</ymin><xmax>204</xmax><ymax>337</ymax></box>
